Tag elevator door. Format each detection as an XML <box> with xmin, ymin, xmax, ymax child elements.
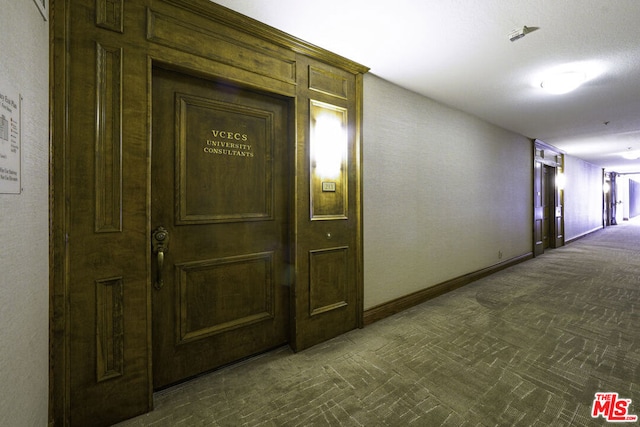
<box><xmin>151</xmin><ymin>67</ymin><xmax>291</xmax><ymax>389</ymax></box>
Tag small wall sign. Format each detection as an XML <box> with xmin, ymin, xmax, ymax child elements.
<box><xmin>322</xmin><ymin>181</ymin><xmax>336</xmax><ymax>192</ymax></box>
<box><xmin>0</xmin><ymin>85</ymin><xmax>21</xmax><ymax>194</ymax></box>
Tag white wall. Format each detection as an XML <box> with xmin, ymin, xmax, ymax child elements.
<box><xmin>0</xmin><ymin>1</ymin><xmax>49</xmax><ymax>426</ymax></box>
<box><xmin>363</xmin><ymin>74</ymin><xmax>532</xmax><ymax>309</ymax></box>
<box><xmin>564</xmin><ymin>155</ymin><xmax>603</xmax><ymax>240</ymax></box>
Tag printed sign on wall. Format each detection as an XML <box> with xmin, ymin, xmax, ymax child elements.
<box><xmin>0</xmin><ymin>85</ymin><xmax>21</xmax><ymax>194</ymax></box>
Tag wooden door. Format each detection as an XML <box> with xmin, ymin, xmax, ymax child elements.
<box><xmin>551</xmin><ymin>167</ymin><xmax>564</xmax><ymax>248</ymax></box>
<box><xmin>151</xmin><ymin>67</ymin><xmax>291</xmax><ymax>389</ymax></box>
<box><xmin>533</xmin><ymin>160</ymin><xmax>545</xmax><ymax>256</ymax></box>
<box><xmin>533</xmin><ymin>142</ymin><xmax>564</xmax><ymax>256</ymax></box>
<box><xmin>542</xmin><ymin>165</ymin><xmax>550</xmax><ymax>249</ymax></box>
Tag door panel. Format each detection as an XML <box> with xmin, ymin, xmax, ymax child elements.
<box><xmin>151</xmin><ymin>67</ymin><xmax>291</xmax><ymax>389</ymax></box>
<box><xmin>553</xmin><ymin>173</ymin><xmax>565</xmax><ymax>248</ymax></box>
<box><xmin>533</xmin><ymin>144</ymin><xmax>564</xmax><ymax>256</ymax></box>
<box><xmin>544</xmin><ymin>164</ymin><xmax>565</xmax><ymax>249</ymax></box>
<box><xmin>542</xmin><ymin>165</ymin><xmax>550</xmax><ymax>249</ymax></box>
<box><xmin>290</xmin><ymin>57</ymin><xmax>362</xmax><ymax>350</ymax></box>
<box><xmin>533</xmin><ymin>161</ymin><xmax>544</xmax><ymax>256</ymax></box>
<box><xmin>175</xmin><ymin>253</ymin><xmax>275</xmax><ymax>343</ymax></box>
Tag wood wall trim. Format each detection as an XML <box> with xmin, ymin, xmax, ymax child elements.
<box><xmin>96</xmin><ymin>0</ymin><xmax>124</xmax><ymax>33</ymax></box>
<box><xmin>52</xmin><ymin>0</ymin><xmax>367</xmax><ymax>423</ymax></box>
<box><xmin>159</xmin><ymin>0</ymin><xmax>369</xmax><ymax>75</ymax></box>
<box><xmin>50</xmin><ymin>0</ymin><xmax>70</xmax><ymax>425</ymax></box>
<box><xmin>363</xmin><ymin>253</ymin><xmax>533</xmax><ymax>326</ymax></box>
<box><xmin>94</xmin><ymin>42</ymin><xmax>123</xmax><ymax>233</ymax></box>
<box><xmin>147</xmin><ymin>9</ymin><xmax>297</xmax><ymax>85</ymax></box>
<box><xmin>95</xmin><ymin>277</ymin><xmax>125</xmax><ymax>382</ymax></box>
<box><xmin>355</xmin><ymin>72</ymin><xmax>364</xmax><ymax>329</ymax></box>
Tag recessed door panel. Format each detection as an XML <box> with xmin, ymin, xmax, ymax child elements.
<box><xmin>151</xmin><ymin>67</ymin><xmax>290</xmax><ymax>389</ymax></box>
<box><xmin>176</xmin><ymin>94</ymin><xmax>274</xmax><ymax>223</ymax></box>
<box><xmin>309</xmin><ymin>247</ymin><xmax>348</xmax><ymax>316</ymax></box>
<box><xmin>176</xmin><ymin>253</ymin><xmax>275</xmax><ymax>344</ymax></box>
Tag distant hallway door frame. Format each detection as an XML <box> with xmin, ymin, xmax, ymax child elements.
<box><xmin>533</xmin><ymin>140</ymin><xmax>565</xmax><ymax>257</ymax></box>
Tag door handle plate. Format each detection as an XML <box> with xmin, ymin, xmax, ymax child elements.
<box><xmin>152</xmin><ymin>226</ymin><xmax>169</xmax><ymax>290</ymax></box>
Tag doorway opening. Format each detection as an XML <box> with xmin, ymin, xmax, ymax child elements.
<box><xmin>533</xmin><ymin>140</ymin><xmax>564</xmax><ymax>256</ymax></box>
<box><xmin>542</xmin><ymin>164</ymin><xmax>554</xmax><ymax>250</ymax></box>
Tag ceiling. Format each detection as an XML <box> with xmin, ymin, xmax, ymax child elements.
<box><xmin>211</xmin><ymin>1</ymin><xmax>640</xmax><ymax>173</ymax></box>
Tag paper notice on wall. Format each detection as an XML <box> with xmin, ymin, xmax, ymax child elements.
<box><xmin>0</xmin><ymin>85</ymin><xmax>21</xmax><ymax>194</ymax></box>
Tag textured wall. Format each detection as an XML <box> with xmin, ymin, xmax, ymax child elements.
<box><xmin>0</xmin><ymin>1</ymin><xmax>49</xmax><ymax>426</ymax></box>
<box><xmin>563</xmin><ymin>155</ymin><xmax>603</xmax><ymax>240</ymax></box>
<box><xmin>363</xmin><ymin>74</ymin><xmax>532</xmax><ymax>309</ymax></box>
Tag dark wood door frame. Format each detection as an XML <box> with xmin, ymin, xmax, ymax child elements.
<box><xmin>49</xmin><ymin>1</ymin><xmax>368</xmax><ymax>425</ymax></box>
<box><xmin>533</xmin><ymin>139</ymin><xmax>565</xmax><ymax>256</ymax></box>
<box><xmin>603</xmin><ymin>171</ymin><xmax>617</xmax><ymax>227</ymax></box>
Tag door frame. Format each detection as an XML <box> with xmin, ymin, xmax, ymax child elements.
<box><xmin>49</xmin><ymin>0</ymin><xmax>368</xmax><ymax>425</ymax></box>
<box><xmin>533</xmin><ymin>139</ymin><xmax>565</xmax><ymax>256</ymax></box>
<box><xmin>603</xmin><ymin>171</ymin><xmax>617</xmax><ymax>227</ymax></box>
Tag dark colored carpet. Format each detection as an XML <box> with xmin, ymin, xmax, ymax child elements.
<box><xmin>117</xmin><ymin>222</ymin><xmax>640</xmax><ymax>426</ymax></box>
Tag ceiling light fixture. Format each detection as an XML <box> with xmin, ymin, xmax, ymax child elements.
<box><xmin>622</xmin><ymin>148</ymin><xmax>640</xmax><ymax>160</ymax></box>
<box><xmin>540</xmin><ymin>71</ymin><xmax>587</xmax><ymax>94</ymax></box>
<box><xmin>532</xmin><ymin>61</ymin><xmax>605</xmax><ymax>95</ymax></box>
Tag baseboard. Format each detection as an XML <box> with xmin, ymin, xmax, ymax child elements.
<box><xmin>363</xmin><ymin>252</ymin><xmax>533</xmax><ymax>326</ymax></box>
<box><xmin>565</xmin><ymin>226</ymin><xmax>603</xmax><ymax>244</ymax></box>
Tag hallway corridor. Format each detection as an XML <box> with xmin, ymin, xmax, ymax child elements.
<box><xmin>116</xmin><ymin>222</ymin><xmax>640</xmax><ymax>426</ymax></box>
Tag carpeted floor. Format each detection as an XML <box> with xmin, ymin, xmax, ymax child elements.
<box><xmin>116</xmin><ymin>222</ymin><xmax>640</xmax><ymax>426</ymax></box>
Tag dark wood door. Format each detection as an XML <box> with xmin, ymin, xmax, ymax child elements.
<box><xmin>543</xmin><ymin>165</ymin><xmax>551</xmax><ymax>249</ymax></box>
<box><xmin>533</xmin><ymin>160</ymin><xmax>545</xmax><ymax>256</ymax></box>
<box><xmin>151</xmin><ymin>67</ymin><xmax>291</xmax><ymax>389</ymax></box>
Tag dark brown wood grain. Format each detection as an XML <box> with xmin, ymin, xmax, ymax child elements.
<box><xmin>151</xmin><ymin>67</ymin><xmax>290</xmax><ymax>389</ymax></box>
<box><xmin>50</xmin><ymin>0</ymin><xmax>367</xmax><ymax>424</ymax></box>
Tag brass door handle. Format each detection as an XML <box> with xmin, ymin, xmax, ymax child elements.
<box><xmin>152</xmin><ymin>227</ymin><xmax>169</xmax><ymax>290</ymax></box>
<box><xmin>156</xmin><ymin>247</ymin><xmax>165</xmax><ymax>289</ymax></box>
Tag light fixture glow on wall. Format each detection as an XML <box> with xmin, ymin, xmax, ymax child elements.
<box><xmin>555</xmin><ymin>172</ymin><xmax>566</xmax><ymax>189</ymax></box>
<box><xmin>311</xmin><ymin>108</ymin><xmax>346</xmax><ymax>179</ymax></box>
<box><xmin>540</xmin><ymin>71</ymin><xmax>587</xmax><ymax>94</ymax></box>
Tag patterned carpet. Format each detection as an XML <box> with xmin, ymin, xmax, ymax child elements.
<box><xmin>116</xmin><ymin>222</ymin><xmax>640</xmax><ymax>426</ymax></box>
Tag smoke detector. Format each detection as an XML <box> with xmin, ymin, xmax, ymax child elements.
<box><xmin>509</xmin><ymin>26</ymin><xmax>532</xmax><ymax>42</ymax></box>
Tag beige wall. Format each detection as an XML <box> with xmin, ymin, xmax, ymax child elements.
<box><xmin>0</xmin><ymin>1</ymin><xmax>49</xmax><ymax>425</ymax></box>
<box><xmin>564</xmin><ymin>155</ymin><xmax>603</xmax><ymax>240</ymax></box>
<box><xmin>362</xmin><ymin>74</ymin><xmax>533</xmax><ymax>309</ymax></box>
